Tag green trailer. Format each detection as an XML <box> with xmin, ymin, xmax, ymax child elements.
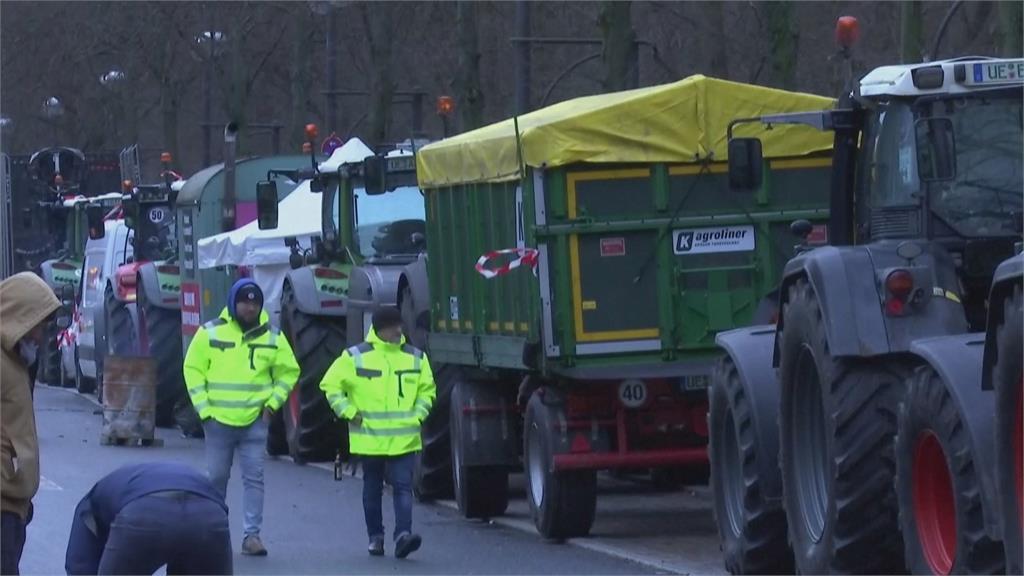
<box><xmin>402</xmin><ymin>75</ymin><xmax>836</xmax><ymax>538</ymax></box>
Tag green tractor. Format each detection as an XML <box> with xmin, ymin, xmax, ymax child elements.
<box><xmin>256</xmin><ymin>134</ymin><xmax>422</xmax><ymax>463</ymax></box>
<box><xmin>711</xmin><ymin>56</ymin><xmax>1022</xmax><ymax>574</ymax></box>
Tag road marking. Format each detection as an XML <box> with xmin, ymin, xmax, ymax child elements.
<box><xmin>40</xmin><ymin>476</ymin><xmax>63</xmax><ymax>491</ymax></box>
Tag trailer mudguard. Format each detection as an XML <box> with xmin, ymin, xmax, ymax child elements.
<box><xmin>777</xmin><ymin>241</ymin><xmax>967</xmax><ymax>362</ymax></box>
<box><xmin>982</xmin><ymin>254</ymin><xmax>1023</xmax><ymax>390</ymax></box>
<box><xmin>137</xmin><ymin>263</ymin><xmax>177</xmax><ymax>310</ymax></box>
<box><xmin>284</xmin><ymin>267</ymin><xmax>345</xmax><ymax>317</ymax></box>
<box><xmin>455</xmin><ymin>375</ymin><xmax>519</xmax><ymax>468</ymax></box>
<box><xmin>910</xmin><ymin>334</ymin><xmax>1002</xmax><ymax>540</ymax></box>
<box><xmin>714</xmin><ymin>325</ymin><xmax>785</xmax><ymax>502</ymax></box>
<box><xmin>400</xmin><ymin>256</ymin><xmax>430</xmax><ymax>319</ymax></box>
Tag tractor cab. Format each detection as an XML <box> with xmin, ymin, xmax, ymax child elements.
<box><xmin>729</xmin><ymin>56</ymin><xmax>1023</xmax><ymax>330</ymax></box>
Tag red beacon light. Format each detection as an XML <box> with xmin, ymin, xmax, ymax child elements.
<box><xmin>304</xmin><ymin>123</ymin><xmax>319</xmax><ymax>141</ymax></box>
<box><xmin>835</xmin><ymin>16</ymin><xmax>860</xmax><ymax>50</ymax></box>
<box><xmin>436</xmin><ymin>95</ymin><xmax>455</xmax><ymax>117</ymax></box>
<box><xmin>160</xmin><ymin>152</ymin><xmax>173</xmax><ymax>164</ymax></box>
<box><xmin>122</xmin><ymin>179</ymin><xmax>134</xmax><ymax>193</ymax></box>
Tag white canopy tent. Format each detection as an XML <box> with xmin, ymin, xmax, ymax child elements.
<box><xmin>195</xmin><ymin>137</ymin><xmax>373</xmax><ymax>324</ymax></box>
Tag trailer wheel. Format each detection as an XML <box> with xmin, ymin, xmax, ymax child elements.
<box><xmin>414</xmin><ymin>364</ymin><xmax>455</xmax><ymax>501</ymax></box>
<box><xmin>994</xmin><ymin>284</ymin><xmax>1023</xmax><ymax>574</ymax></box>
<box><xmin>895</xmin><ymin>365</ymin><xmax>1004</xmax><ymax>575</ymax></box>
<box><xmin>277</xmin><ymin>282</ymin><xmax>347</xmax><ymax>463</ymax></box>
<box><xmin>709</xmin><ymin>356</ymin><xmax>793</xmax><ymax>574</ymax></box>
<box><xmin>450</xmin><ymin>375</ymin><xmax>509</xmax><ymax>518</ymax></box>
<box><xmin>138</xmin><ymin>284</ymin><xmax>186</xmax><ymax>428</ymax></box>
<box><xmin>73</xmin><ymin>344</ymin><xmax>95</xmax><ymax>394</ymax></box>
<box><xmin>524</xmin><ymin>391</ymin><xmax>597</xmax><ymax>540</ymax></box>
<box><xmin>778</xmin><ymin>278</ymin><xmax>907</xmax><ymax>574</ymax></box>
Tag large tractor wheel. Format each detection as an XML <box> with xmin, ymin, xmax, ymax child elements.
<box><xmin>450</xmin><ymin>375</ymin><xmax>510</xmax><ymax>519</ymax></box>
<box><xmin>138</xmin><ymin>284</ymin><xmax>187</xmax><ymax>429</ymax></box>
<box><xmin>400</xmin><ymin>284</ymin><xmax>429</xmax><ymax>350</ymax></box>
<box><xmin>895</xmin><ymin>365</ymin><xmax>1004</xmax><ymax>575</ymax></box>
<box><xmin>778</xmin><ymin>278</ymin><xmax>908</xmax><ymax>574</ymax></box>
<box><xmin>709</xmin><ymin>356</ymin><xmax>793</xmax><ymax>574</ymax></box>
<box><xmin>524</xmin><ymin>390</ymin><xmax>597</xmax><ymax>540</ymax></box>
<box><xmin>277</xmin><ymin>282</ymin><xmax>346</xmax><ymax>463</ymax></box>
<box><xmin>994</xmin><ymin>285</ymin><xmax>1023</xmax><ymax>574</ymax></box>
<box><xmin>414</xmin><ymin>364</ymin><xmax>455</xmax><ymax>501</ymax></box>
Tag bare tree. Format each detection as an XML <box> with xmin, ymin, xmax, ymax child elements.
<box><xmin>360</xmin><ymin>2</ymin><xmax>397</xmax><ymax>147</ymax></box>
<box><xmin>763</xmin><ymin>2</ymin><xmax>799</xmax><ymax>90</ymax></box>
<box><xmin>599</xmin><ymin>1</ymin><xmax>638</xmax><ymax>91</ymax></box>
<box><xmin>457</xmin><ymin>1</ymin><xmax>484</xmax><ymax>131</ymax></box>
<box><xmin>999</xmin><ymin>0</ymin><xmax>1023</xmax><ymax>56</ymax></box>
<box><xmin>900</xmin><ymin>1</ymin><xmax>924</xmax><ymax>63</ymax></box>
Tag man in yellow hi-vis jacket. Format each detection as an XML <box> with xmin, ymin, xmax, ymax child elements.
<box><xmin>184</xmin><ymin>279</ymin><xmax>299</xmax><ymax>557</ymax></box>
<box><xmin>320</xmin><ymin>307</ymin><xmax>435</xmax><ymax>559</ymax></box>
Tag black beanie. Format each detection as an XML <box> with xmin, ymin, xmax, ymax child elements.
<box><xmin>235</xmin><ymin>284</ymin><xmax>263</xmax><ymax>308</ymax></box>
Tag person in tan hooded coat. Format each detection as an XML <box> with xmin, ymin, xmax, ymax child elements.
<box><xmin>1</xmin><ymin>272</ymin><xmax>60</xmax><ymax>575</ymax></box>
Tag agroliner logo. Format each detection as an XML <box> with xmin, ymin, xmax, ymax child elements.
<box><xmin>672</xmin><ymin>225</ymin><xmax>755</xmax><ymax>255</ymax></box>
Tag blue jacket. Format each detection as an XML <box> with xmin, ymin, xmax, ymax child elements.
<box><xmin>65</xmin><ymin>462</ymin><xmax>226</xmax><ymax>575</ymax></box>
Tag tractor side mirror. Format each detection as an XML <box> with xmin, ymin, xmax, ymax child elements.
<box><xmin>256</xmin><ymin>180</ymin><xmax>279</xmax><ymax>230</ymax></box>
<box><xmin>86</xmin><ymin>206</ymin><xmax>106</xmax><ymax>240</ymax></box>
<box><xmin>363</xmin><ymin>156</ymin><xmax>386</xmax><ymax>196</ymax></box>
<box><xmin>916</xmin><ymin>118</ymin><xmax>956</xmax><ymax>182</ymax></box>
<box><xmin>728</xmin><ymin>138</ymin><xmax>764</xmax><ymax>191</ymax></box>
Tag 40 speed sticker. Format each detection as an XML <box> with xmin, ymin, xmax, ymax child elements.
<box><xmin>673</xmin><ymin>224</ymin><xmax>755</xmax><ymax>255</ymax></box>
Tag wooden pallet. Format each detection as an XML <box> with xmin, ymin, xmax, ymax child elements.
<box><xmin>100</xmin><ymin>434</ymin><xmax>164</xmax><ymax>448</ymax></box>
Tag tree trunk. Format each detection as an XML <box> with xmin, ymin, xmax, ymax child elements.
<box><xmin>764</xmin><ymin>2</ymin><xmax>799</xmax><ymax>90</ymax></box>
<box><xmin>289</xmin><ymin>8</ymin><xmax>314</xmax><ymax>151</ymax></box>
<box><xmin>900</xmin><ymin>1</ymin><xmax>923</xmax><ymax>63</ymax></box>
<box><xmin>363</xmin><ymin>3</ymin><xmax>395</xmax><ymax>147</ymax></box>
<box><xmin>999</xmin><ymin>0</ymin><xmax>1023</xmax><ymax>57</ymax></box>
<box><xmin>457</xmin><ymin>1</ymin><xmax>484</xmax><ymax>132</ymax></box>
<box><xmin>160</xmin><ymin>86</ymin><xmax>180</xmax><ymax>168</ymax></box>
<box><xmin>708</xmin><ymin>2</ymin><xmax>729</xmax><ymax>79</ymax></box>
<box><xmin>599</xmin><ymin>1</ymin><xmax>637</xmax><ymax>92</ymax></box>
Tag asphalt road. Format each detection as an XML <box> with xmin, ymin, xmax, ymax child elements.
<box><xmin>22</xmin><ymin>385</ymin><xmax>667</xmax><ymax>575</ymax></box>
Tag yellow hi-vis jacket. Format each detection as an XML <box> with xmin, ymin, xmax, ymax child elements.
<box><xmin>183</xmin><ymin>308</ymin><xmax>299</xmax><ymax>427</ymax></box>
<box><xmin>319</xmin><ymin>328</ymin><xmax>435</xmax><ymax>456</ymax></box>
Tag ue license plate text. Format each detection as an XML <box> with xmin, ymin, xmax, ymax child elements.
<box><xmin>679</xmin><ymin>375</ymin><xmax>710</xmax><ymax>391</ymax></box>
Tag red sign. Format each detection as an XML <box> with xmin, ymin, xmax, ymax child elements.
<box><xmin>807</xmin><ymin>224</ymin><xmax>829</xmax><ymax>246</ymax></box>
<box><xmin>600</xmin><ymin>237</ymin><xmax>626</xmax><ymax>257</ymax></box>
<box><xmin>181</xmin><ymin>282</ymin><xmax>202</xmax><ymax>336</ymax></box>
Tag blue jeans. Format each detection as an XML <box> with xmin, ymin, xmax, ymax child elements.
<box><xmin>203</xmin><ymin>418</ymin><xmax>266</xmax><ymax>536</ymax></box>
<box><xmin>361</xmin><ymin>452</ymin><xmax>415</xmax><ymax>541</ymax></box>
<box><xmin>96</xmin><ymin>493</ymin><xmax>232</xmax><ymax>575</ymax></box>
<box><xmin>1</xmin><ymin>511</ymin><xmax>26</xmax><ymax>575</ymax></box>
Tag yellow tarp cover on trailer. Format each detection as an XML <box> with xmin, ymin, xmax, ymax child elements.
<box><xmin>416</xmin><ymin>75</ymin><xmax>835</xmax><ymax>187</ymax></box>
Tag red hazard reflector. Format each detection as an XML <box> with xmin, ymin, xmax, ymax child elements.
<box><xmin>321</xmin><ymin>300</ymin><xmax>344</xmax><ymax>308</ymax></box>
<box><xmin>600</xmin><ymin>237</ymin><xmax>626</xmax><ymax>257</ymax></box>
<box><xmin>570</xmin><ymin>433</ymin><xmax>591</xmax><ymax>453</ymax></box>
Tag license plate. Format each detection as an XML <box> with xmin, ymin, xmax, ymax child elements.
<box><xmin>968</xmin><ymin>60</ymin><xmax>1024</xmax><ymax>86</ymax></box>
<box><xmin>679</xmin><ymin>375</ymin><xmax>710</xmax><ymax>391</ymax></box>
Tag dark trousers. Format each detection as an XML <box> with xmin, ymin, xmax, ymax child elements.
<box><xmin>1</xmin><ymin>512</ymin><xmax>26</xmax><ymax>576</ymax></box>
<box><xmin>97</xmin><ymin>493</ymin><xmax>232</xmax><ymax>575</ymax></box>
<box><xmin>361</xmin><ymin>452</ymin><xmax>415</xmax><ymax>541</ymax></box>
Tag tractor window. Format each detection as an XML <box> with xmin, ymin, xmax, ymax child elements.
<box><xmin>353</xmin><ymin>186</ymin><xmax>426</xmax><ymax>260</ymax></box>
<box><xmin>920</xmin><ymin>93</ymin><xmax>1023</xmax><ymax>237</ymax></box>
<box><xmin>136</xmin><ymin>204</ymin><xmax>176</xmax><ymax>262</ymax></box>
<box><xmin>868</xmin><ymin>103</ymin><xmax>919</xmax><ymax>208</ymax></box>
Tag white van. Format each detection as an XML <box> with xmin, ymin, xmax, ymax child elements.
<box><xmin>63</xmin><ymin>219</ymin><xmax>133</xmax><ymax>392</ymax></box>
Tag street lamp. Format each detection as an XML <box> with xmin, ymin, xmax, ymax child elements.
<box><xmin>309</xmin><ymin>1</ymin><xmax>344</xmax><ymax>133</ymax></box>
<box><xmin>195</xmin><ymin>30</ymin><xmax>227</xmax><ymax>166</ymax></box>
<box><xmin>42</xmin><ymin>97</ymin><xmax>64</xmax><ymax>119</ymax></box>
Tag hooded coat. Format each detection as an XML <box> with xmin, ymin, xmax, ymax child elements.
<box><xmin>1</xmin><ymin>273</ymin><xmax>60</xmax><ymax>519</ymax></box>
